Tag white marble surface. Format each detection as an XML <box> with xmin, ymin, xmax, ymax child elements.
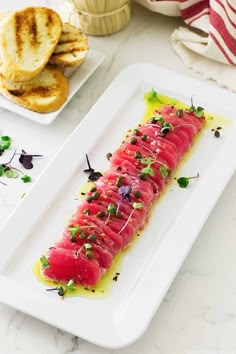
<box><xmin>0</xmin><ymin>1</ymin><xmax>236</xmax><ymax>353</ymax></box>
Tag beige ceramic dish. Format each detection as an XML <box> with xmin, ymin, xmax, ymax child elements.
<box><xmin>72</xmin><ymin>0</ymin><xmax>128</xmax><ymax>14</ymax></box>
<box><xmin>69</xmin><ymin>0</ymin><xmax>131</xmax><ymax>35</ymax></box>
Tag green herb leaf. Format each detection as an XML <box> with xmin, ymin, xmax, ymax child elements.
<box><xmin>140</xmin><ymin>157</ymin><xmax>153</xmax><ymax>165</ymax></box>
<box><xmin>0</xmin><ymin>165</ymin><xmax>4</xmax><ymax>177</ymax></box>
<box><xmin>141</xmin><ymin>166</ymin><xmax>154</xmax><ymax>176</ymax></box>
<box><xmin>188</xmin><ymin>106</ymin><xmax>195</xmax><ymax>113</ymax></box>
<box><xmin>84</xmin><ymin>243</ymin><xmax>92</xmax><ymax>250</ymax></box>
<box><xmin>177</xmin><ymin>173</ymin><xmax>199</xmax><ymax>188</ymax></box>
<box><xmin>177</xmin><ymin>177</ymin><xmax>189</xmax><ymax>188</ymax></box>
<box><xmin>107</xmin><ymin>203</ymin><xmax>117</xmax><ymax>215</ymax></box>
<box><xmin>66</xmin><ymin>279</ymin><xmax>76</xmax><ymax>292</ymax></box>
<box><xmin>146</xmin><ymin>89</ymin><xmax>159</xmax><ymax>103</ymax></box>
<box><xmin>21</xmin><ymin>175</ymin><xmax>31</xmax><ymax>183</ymax></box>
<box><xmin>133</xmin><ymin>202</ymin><xmax>143</xmax><ymax>210</ymax></box>
<box><xmin>195</xmin><ymin>106</ymin><xmax>204</xmax><ymax>118</ymax></box>
<box><xmin>159</xmin><ymin>166</ymin><xmax>169</xmax><ymax>178</ymax></box>
<box><xmin>68</xmin><ymin>225</ymin><xmax>80</xmax><ymax>237</ymax></box>
<box><xmin>151</xmin><ymin>114</ymin><xmax>164</xmax><ymax>124</ymax></box>
<box><xmin>1</xmin><ymin>136</ymin><xmax>11</xmax><ymax>142</ymax></box>
<box><xmin>5</xmin><ymin>169</ymin><xmax>18</xmax><ymax>178</ymax></box>
<box><xmin>1</xmin><ymin>136</ymin><xmax>11</xmax><ymax>150</ymax></box>
<box><xmin>161</xmin><ymin>122</ymin><xmax>173</xmax><ymax>136</ymax></box>
<box><xmin>40</xmin><ymin>255</ymin><xmax>50</xmax><ymax>268</ymax></box>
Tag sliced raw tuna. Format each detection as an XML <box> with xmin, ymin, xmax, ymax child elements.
<box><xmin>40</xmin><ymin>102</ymin><xmax>205</xmax><ymax>288</ymax></box>
<box><xmin>43</xmin><ymin>248</ymin><xmax>101</xmax><ymax>286</ymax></box>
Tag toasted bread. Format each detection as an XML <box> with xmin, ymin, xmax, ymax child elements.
<box><xmin>0</xmin><ymin>7</ymin><xmax>62</xmax><ymax>82</ymax></box>
<box><xmin>0</xmin><ymin>11</ymin><xmax>14</xmax><ymax>67</ymax></box>
<box><xmin>49</xmin><ymin>23</ymin><xmax>89</xmax><ymax>68</ymax></box>
<box><xmin>0</xmin><ymin>66</ymin><xmax>69</xmax><ymax>113</ymax></box>
<box><xmin>0</xmin><ymin>11</ymin><xmax>13</xmax><ymax>26</ymax></box>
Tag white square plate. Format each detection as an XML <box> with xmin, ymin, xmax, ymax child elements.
<box><xmin>0</xmin><ymin>49</ymin><xmax>105</xmax><ymax>125</ymax></box>
<box><xmin>0</xmin><ymin>64</ymin><xmax>236</xmax><ymax>349</ymax></box>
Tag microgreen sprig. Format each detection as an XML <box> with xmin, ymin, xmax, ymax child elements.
<box><xmin>0</xmin><ymin>136</ymin><xmax>11</xmax><ymax>154</ymax></box>
<box><xmin>46</xmin><ymin>279</ymin><xmax>76</xmax><ymax>299</ymax></box>
<box><xmin>177</xmin><ymin>173</ymin><xmax>199</xmax><ymax>188</ymax></box>
<box><xmin>159</xmin><ymin>165</ymin><xmax>169</xmax><ymax>179</ymax></box>
<box><xmin>145</xmin><ymin>89</ymin><xmax>163</xmax><ymax>104</ymax></box>
<box><xmin>118</xmin><ymin>202</ymin><xmax>143</xmax><ymax>234</ymax></box>
<box><xmin>140</xmin><ymin>157</ymin><xmax>154</xmax><ymax>177</ymax></box>
<box><xmin>74</xmin><ymin>241</ymin><xmax>94</xmax><ymax>259</ymax></box>
<box><xmin>0</xmin><ymin>144</ymin><xmax>42</xmax><ymax>185</ymax></box>
<box><xmin>84</xmin><ymin>154</ymin><xmax>103</xmax><ymax>182</ymax></box>
<box><xmin>161</xmin><ymin>122</ymin><xmax>174</xmax><ymax>137</ymax></box>
<box><xmin>68</xmin><ymin>224</ymin><xmax>97</xmax><ymax>241</ymax></box>
<box><xmin>18</xmin><ymin>150</ymin><xmax>42</xmax><ymax>169</ymax></box>
<box><xmin>105</xmin><ymin>203</ymin><xmax>117</xmax><ymax>225</ymax></box>
<box><xmin>21</xmin><ymin>175</ymin><xmax>31</xmax><ymax>183</ymax></box>
<box><xmin>40</xmin><ymin>255</ymin><xmax>50</xmax><ymax>269</ymax></box>
<box><xmin>187</xmin><ymin>97</ymin><xmax>205</xmax><ymax>118</ymax></box>
<box><xmin>135</xmin><ymin>145</ymin><xmax>172</xmax><ymax>180</ymax></box>
<box><xmin>147</xmin><ymin>114</ymin><xmax>173</xmax><ymax>137</ymax></box>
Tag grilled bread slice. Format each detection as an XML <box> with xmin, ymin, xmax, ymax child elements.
<box><xmin>0</xmin><ymin>11</ymin><xmax>14</xmax><ymax>67</ymax></box>
<box><xmin>0</xmin><ymin>11</ymin><xmax>13</xmax><ymax>26</ymax></box>
<box><xmin>49</xmin><ymin>23</ymin><xmax>89</xmax><ymax>68</ymax></box>
<box><xmin>0</xmin><ymin>66</ymin><xmax>69</xmax><ymax>113</ymax></box>
<box><xmin>0</xmin><ymin>7</ymin><xmax>63</xmax><ymax>82</ymax></box>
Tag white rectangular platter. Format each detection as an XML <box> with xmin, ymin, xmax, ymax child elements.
<box><xmin>0</xmin><ymin>63</ymin><xmax>236</xmax><ymax>349</ymax></box>
<box><xmin>0</xmin><ymin>49</ymin><xmax>105</xmax><ymax>125</ymax></box>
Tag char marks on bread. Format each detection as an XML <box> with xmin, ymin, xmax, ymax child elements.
<box><xmin>0</xmin><ymin>66</ymin><xmax>69</xmax><ymax>113</ymax></box>
<box><xmin>0</xmin><ymin>6</ymin><xmax>89</xmax><ymax>113</ymax></box>
<box><xmin>0</xmin><ymin>7</ymin><xmax>63</xmax><ymax>82</ymax></box>
<box><xmin>49</xmin><ymin>23</ymin><xmax>89</xmax><ymax>68</ymax></box>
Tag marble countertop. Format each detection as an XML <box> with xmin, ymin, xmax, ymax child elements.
<box><xmin>1</xmin><ymin>1</ymin><xmax>236</xmax><ymax>353</ymax></box>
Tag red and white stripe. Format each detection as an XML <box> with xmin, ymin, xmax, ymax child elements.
<box><xmin>136</xmin><ymin>0</ymin><xmax>236</xmax><ymax>66</ymax></box>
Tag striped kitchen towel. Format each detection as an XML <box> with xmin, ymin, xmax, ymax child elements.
<box><xmin>134</xmin><ymin>0</ymin><xmax>236</xmax><ymax>91</ymax></box>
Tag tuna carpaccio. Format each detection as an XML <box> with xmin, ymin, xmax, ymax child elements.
<box><xmin>41</xmin><ymin>104</ymin><xmax>205</xmax><ymax>287</ymax></box>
